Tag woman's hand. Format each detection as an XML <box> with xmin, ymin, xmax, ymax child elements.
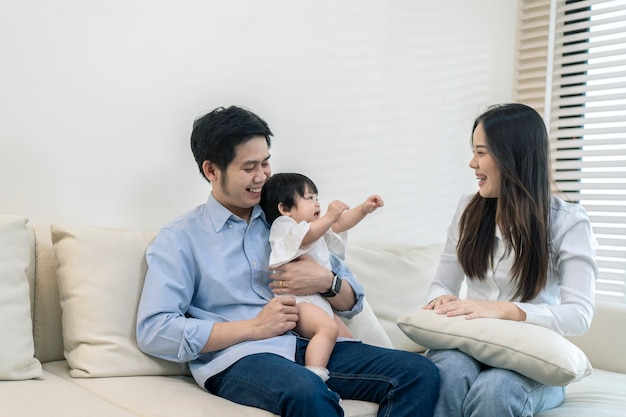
<box><xmin>428</xmin><ymin>298</ymin><xmax>526</xmax><ymax>321</ymax></box>
<box><xmin>423</xmin><ymin>294</ymin><xmax>459</xmax><ymax>310</ymax></box>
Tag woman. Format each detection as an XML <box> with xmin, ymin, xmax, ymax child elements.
<box><xmin>424</xmin><ymin>103</ymin><xmax>597</xmax><ymax>416</ymax></box>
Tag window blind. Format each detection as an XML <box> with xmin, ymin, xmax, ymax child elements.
<box><xmin>515</xmin><ymin>0</ymin><xmax>626</xmax><ymax>303</ymax></box>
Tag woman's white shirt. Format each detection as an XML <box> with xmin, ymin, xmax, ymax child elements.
<box><xmin>427</xmin><ymin>194</ymin><xmax>598</xmax><ymax>336</ymax></box>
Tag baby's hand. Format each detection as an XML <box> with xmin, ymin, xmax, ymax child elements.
<box><xmin>326</xmin><ymin>200</ymin><xmax>349</xmax><ymax>222</ymax></box>
<box><xmin>361</xmin><ymin>195</ymin><xmax>384</xmax><ymax>214</ymax></box>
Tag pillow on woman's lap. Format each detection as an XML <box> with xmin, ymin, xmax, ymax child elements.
<box><xmin>397</xmin><ymin>309</ymin><xmax>591</xmax><ymax>386</ymax></box>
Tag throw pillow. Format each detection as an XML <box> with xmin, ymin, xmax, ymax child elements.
<box><xmin>397</xmin><ymin>309</ymin><xmax>592</xmax><ymax>386</ymax></box>
<box><xmin>343</xmin><ymin>297</ymin><xmax>393</xmax><ymax>348</ymax></box>
<box><xmin>51</xmin><ymin>223</ymin><xmax>187</xmax><ymax>377</ymax></box>
<box><xmin>0</xmin><ymin>215</ymin><xmax>43</xmax><ymax>380</ymax></box>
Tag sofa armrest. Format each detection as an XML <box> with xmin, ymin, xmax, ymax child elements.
<box><xmin>566</xmin><ymin>301</ymin><xmax>626</xmax><ymax>373</ymax></box>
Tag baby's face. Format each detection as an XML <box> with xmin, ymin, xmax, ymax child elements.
<box><xmin>289</xmin><ymin>188</ymin><xmax>320</xmax><ymax>223</ymax></box>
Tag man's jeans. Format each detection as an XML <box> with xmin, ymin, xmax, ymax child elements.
<box><xmin>427</xmin><ymin>349</ymin><xmax>565</xmax><ymax>417</ymax></box>
<box><xmin>206</xmin><ymin>338</ymin><xmax>440</xmax><ymax>417</ymax></box>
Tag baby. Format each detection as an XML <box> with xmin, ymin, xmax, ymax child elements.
<box><xmin>260</xmin><ymin>172</ymin><xmax>383</xmax><ymax>382</ymax></box>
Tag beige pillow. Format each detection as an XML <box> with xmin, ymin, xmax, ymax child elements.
<box><xmin>0</xmin><ymin>215</ymin><xmax>42</xmax><ymax>380</ymax></box>
<box><xmin>397</xmin><ymin>309</ymin><xmax>592</xmax><ymax>386</ymax></box>
<box><xmin>343</xmin><ymin>297</ymin><xmax>393</xmax><ymax>348</ymax></box>
<box><xmin>51</xmin><ymin>224</ymin><xmax>187</xmax><ymax>377</ymax></box>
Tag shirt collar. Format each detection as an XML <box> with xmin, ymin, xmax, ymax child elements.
<box><xmin>205</xmin><ymin>193</ymin><xmax>268</xmax><ymax>232</ymax></box>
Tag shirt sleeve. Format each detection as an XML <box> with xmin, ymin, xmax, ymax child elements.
<box><xmin>426</xmin><ymin>195</ymin><xmax>469</xmax><ymax>303</ymax></box>
<box><xmin>324</xmin><ymin>229</ymin><xmax>348</xmax><ymax>260</ymax></box>
<box><xmin>330</xmin><ymin>254</ymin><xmax>364</xmax><ymax>319</ymax></box>
<box><xmin>136</xmin><ymin>228</ymin><xmax>214</xmax><ymax>363</ymax></box>
<box><xmin>514</xmin><ymin>203</ymin><xmax>598</xmax><ymax>336</ymax></box>
<box><xmin>268</xmin><ymin>217</ymin><xmax>312</xmax><ymax>267</ymax></box>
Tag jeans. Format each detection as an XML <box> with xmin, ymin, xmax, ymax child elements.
<box><xmin>426</xmin><ymin>349</ymin><xmax>565</xmax><ymax>417</ymax></box>
<box><xmin>205</xmin><ymin>339</ymin><xmax>440</xmax><ymax>417</ymax></box>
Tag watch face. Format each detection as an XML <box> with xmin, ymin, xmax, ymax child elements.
<box><xmin>333</xmin><ymin>276</ymin><xmax>342</xmax><ymax>294</ymax></box>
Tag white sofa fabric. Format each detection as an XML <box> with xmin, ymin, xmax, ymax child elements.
<box><xmin>1</xmin><ymin>216</ymin><xmax>625</xmax><ymax>417</ymax></box>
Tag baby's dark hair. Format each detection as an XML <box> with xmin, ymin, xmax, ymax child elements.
<box><xmin>260</xmin><ymin>173</ymin><xmax>318</xmax><ymax>225</ymax></box>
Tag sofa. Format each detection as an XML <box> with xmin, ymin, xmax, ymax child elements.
<box><xmin>1</xmin><ymin>214</ymin><xmax>625</xmax><ymax>417</ymax></box>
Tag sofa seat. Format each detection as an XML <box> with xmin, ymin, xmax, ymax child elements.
<box><xmin>535</xmin><ymin>369</ymin><xmax>626</xmax><ymax>417</ymax></box>
<box><xmin>43</xmin><ymin>360</ymin><xmax>379</xmax><ymax>417</ymax></box>
<box><xmin>0</xmin><ymin>363</ymin><xmax>137</xmax><ymax>417</ymax></box>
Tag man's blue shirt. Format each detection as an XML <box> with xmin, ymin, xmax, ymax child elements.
<box><xmin>136</xmin><ymin>193</ymin><xmax>364</xmax><ymax>388</ymax></box>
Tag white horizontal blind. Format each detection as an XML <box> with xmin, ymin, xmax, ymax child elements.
<box><xmin>516</xmin><ymin>0</ymin><xmax>626</xmax><ymax>303</ymax></box>
<box><xmin>550</xmin><ymin>0</ymin><xmax>626</xmax><ymax>303</ymax></box>
<box><xmin>515</xmin><ymin>0</ymin><xmax>552</xmax><ymax>117</ymax></box>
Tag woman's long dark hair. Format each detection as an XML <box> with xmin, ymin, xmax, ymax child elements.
<box><xmin>457</xmin><ymin>103</ymin><xmax>551</xmax><ymax>302</ymax></box>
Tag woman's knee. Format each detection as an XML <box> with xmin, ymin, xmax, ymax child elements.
<box><xmin>464</xmin><ymin>368</ymin><xmax>534</xmax><ymax>417</ymax></box>
<box><xmin>427</xmin><ymin>349</ymin><xmax>482</xmax><ymax>381</ymax></box>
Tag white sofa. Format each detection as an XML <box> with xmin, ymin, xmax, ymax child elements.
<box><xmin>1</xmin><ymin>215</ymin><xmax>625</xmax><ymax>417</ymax></box>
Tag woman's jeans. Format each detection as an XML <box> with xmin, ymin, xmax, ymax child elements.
<box><xmin>206</xmin><ymin>338</ymin><xmax>440</xmax><ymax>417</ymax></box>
<box><xmin>426</xmin><ymin>349</ymin><xmax>565</xmax><ymax>417</ymax></box>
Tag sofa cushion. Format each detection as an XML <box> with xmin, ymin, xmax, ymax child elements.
<box><xmin>0</xmin><ymin>362</ymin><xmax>138</xmax><ymax>417</ymax></box>
<box><xmin>345</xmin><ymin>244</ymin><xmax>443</xmax><ymax>352</ymax></box>
<box><xmin>397</xmin><ymin>309</ymin><xmax>592</xmax><ymax>386</ymax></box>
<box><xmin>343</xmin><ymin>296</ymin><xmax>393</xmax><ymax>348</ymax></box>
<box><xmin>0</xmin><ymin>215</ymin><xmax>43</xmax><ymax>380</ymax></box>
<box><xmin>43</xmin><ymin>360</ymin><xmax>379</xmax><ymax>417</ymax></box>
<box><xmin>51</xmin><ymin>224</ymin><xmax>187</xmax><ymax>377</ymax></box>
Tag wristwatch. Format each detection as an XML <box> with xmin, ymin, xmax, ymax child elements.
<box><xmin>320</xmin><ymin>274</ymin><xmax>342</xmax><ymax>297</ymax></box>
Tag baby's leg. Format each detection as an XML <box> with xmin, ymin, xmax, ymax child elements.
<box><xmin>333</xmin><ymin>314</ymin><xmax>354</xmax><ymax>338</ymax></box>
<box><xmin>295</xmin><ymin>303</ymin><xmax>339</xmax><ymax>377</ymax></box>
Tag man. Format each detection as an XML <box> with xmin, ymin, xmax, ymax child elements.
<box><xmin>136</xmin><ymin>106</ymin><xmax>439</xmax><ymax>417</ymax></box>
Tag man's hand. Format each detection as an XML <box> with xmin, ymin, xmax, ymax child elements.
<box><xmin>201</xmin><ymin>296</ymin><xmax>298</xmax><ymax>353</ymax></box>
<box><xmin>270</xmin><ymin>255</ymin><xmax>356</xmax><ymax>312</ymax></box>
<box><xmin>269</xmin><ymin>255</ymin><xmax>330</xmax><ymax>296</ymax></box>
<box><xmin>251</xmin><ymin>296</ymin><xmax>299</xmax><ymax>339</ymax></box>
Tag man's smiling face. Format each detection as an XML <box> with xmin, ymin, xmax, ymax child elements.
<box><xmin>207</xmin><ymin>135</ymin><xmax>271</xmax><ymax>221</ymax></box>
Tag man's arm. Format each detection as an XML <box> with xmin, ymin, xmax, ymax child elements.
<box><xmin>200</xmin><ymin>297</ymin><xmax>298</xmax><ymax>353</ymax></box>
<box><xmin>137</xmin><ymin>227</ymin><xmax>299</xmax><ymax>361</ymax></box>
<box><xmin>269</xmin><ymin>254</ymin><xmax>364</xmax><ymax>316</ymax></box>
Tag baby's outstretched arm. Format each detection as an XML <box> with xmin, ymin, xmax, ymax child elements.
<box><xmin>301</xmin><ymin>200</ymin><xmax>349</xmax><ymax>246</ymax></box>
<box><xmin>332</xmin><ymin>195</ymin><xmax>384</xmax><ymax>234</ymax></box>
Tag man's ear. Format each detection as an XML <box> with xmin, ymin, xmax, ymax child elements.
<box><xmin>202</xmin><ymin>161</ymin><xmax>218</xmax><ymax>182</ymax></box>
<box><xmin>278</xmin><ymin>202</ymin><xmax>291</xmax><ymax>217</ymax></box>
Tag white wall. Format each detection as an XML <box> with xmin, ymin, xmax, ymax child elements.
<box><xmin>0</xmin><ymin>0</ymin><xmax>518</xmax><ymax>246</ymax></box>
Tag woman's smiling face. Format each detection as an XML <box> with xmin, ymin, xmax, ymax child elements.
<box><xmin>469</xmin><ymin>122</ymin><xmax>501</xmax><ymax>198</ymax></box>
